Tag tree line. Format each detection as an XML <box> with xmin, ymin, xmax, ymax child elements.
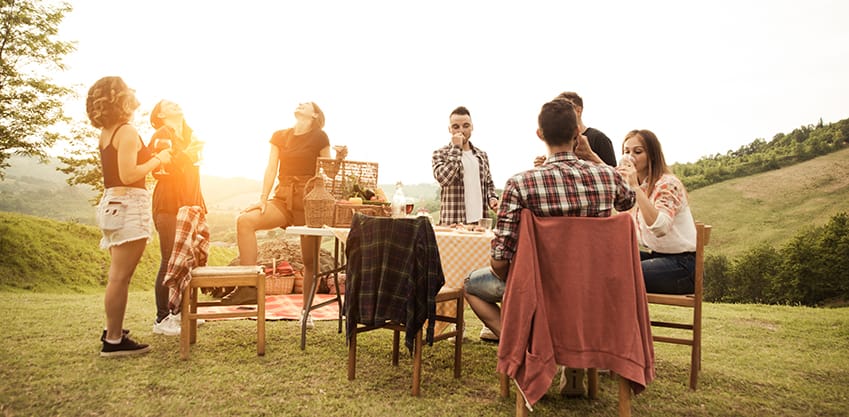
<box><xmin>673</xmin><ymin>118</ymin><xmax>849</xmax><ymax>190</ymax></box>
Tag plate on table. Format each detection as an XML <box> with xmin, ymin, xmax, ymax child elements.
<box><xmin>432</xmin><ymin>226</ymin><xmax>453</xmax><ymax>233</ymax></box>
<box><xmin>454</xmin><ymin>229</ymin><xmax>485</xmax><ymax>235</ymax></box>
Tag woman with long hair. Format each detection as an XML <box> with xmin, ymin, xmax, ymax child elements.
<box><xmin>616</xmin><ymin>129</ymin><xmax>697</xmax><ymax>294</ymax></box>
<box><xmin>87</xmin><ymin>76</ymin><xmax>173</xmax><ymax>356</ymax></box>
<box><xmin>231</xmin><ymin>102</ymin><xmax>331</xmax><ymax>329</ymax></box>
<box><xmin>147</xmin><ymin>100</ymin><xmax>206</xmax><ymax>336</ymax></box>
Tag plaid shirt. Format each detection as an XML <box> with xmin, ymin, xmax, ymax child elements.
<box><xmin>344</xmin><ymin>214</ymin><xmax>444</xmax><ymax>352</ymax></box>
<box><xmin>432</xmin><ymin>141</ymin><xmax>498</xmax><ymax>225</ymax></box>
<box><xmin>491</xmin><ymin>152</ymin><xmax>635</xmax><ymax>261</ymax></box>
<box><xmin>163</xmin><ymin>206</ymin><xmax>209</xmax><ymax>310</ymax></box>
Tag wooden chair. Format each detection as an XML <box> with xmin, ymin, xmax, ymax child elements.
<box><xmin>497</xmin><ymin>211</ymin><xmax>655</xmax><ymax>417</ymax></box>
<box><xmin>500</xmin><ymin>371</ymin><xmax>632</xmax><ymax>417</ymax></box>
<box><xmin>180</xmin><ymin>265</ymin><xmax>266</xmax><ymax>360</ymax></box>
<box><xmin>344</xmin><ymin>214</ymin><xmax>464</xmax><ymax>396</ymax></box>
<box><xmin>646</xmin><ymin>222</ymin><xmax>711</xmax><ymax>390</ymax></box>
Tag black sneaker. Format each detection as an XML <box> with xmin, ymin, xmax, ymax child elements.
<box><xmin>100</xmin><ymin>329</ymin><xmax>130</xmax><ymax>342</ymax></box>
<box><xmin>100</xmin><ymin>335</ymin><xmax>150</xmax><ymax>357</ymax></box>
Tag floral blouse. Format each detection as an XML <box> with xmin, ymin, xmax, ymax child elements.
<box><xmin>634</xmin><ymin>173</ymin><xmax>696</xmax><ymax>253</ymax></box>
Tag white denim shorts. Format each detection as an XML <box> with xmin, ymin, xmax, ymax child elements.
<box><xmin>97</xmin><ymin>187</ymin><xmax>152</xmax><ymax>249</ymax></box>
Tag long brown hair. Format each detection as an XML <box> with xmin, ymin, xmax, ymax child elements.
<box><xmin>623</xmin><ymin>129</ymin><xmax>671</xmax><ymax>196</ymax></box>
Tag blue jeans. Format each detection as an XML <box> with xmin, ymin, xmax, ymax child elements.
<box><xmin>464</xmin><ymin>267</ymin><xmax>505</xmax><ymax>303</ymax></box>
<box><xmin>640</xmin><ymin>251</ymin><xmax>695</xmax><ymax>294</ymax></box>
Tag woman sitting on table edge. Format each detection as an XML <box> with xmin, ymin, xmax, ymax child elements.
<box><xmin>227</xmin><ymin>102</ymin><xmax>340</xmax><ymax>330</ymax></box>
<box><xmin>615</xmin><ymin>129</ymin><xmax>697</xmax><ymax>294</ymax></box>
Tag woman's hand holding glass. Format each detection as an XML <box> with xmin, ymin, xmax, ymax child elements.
<box><xmin>616</xmin><ymin>154</ymin><xmax>639</xmax><ymax>187</ymax></box>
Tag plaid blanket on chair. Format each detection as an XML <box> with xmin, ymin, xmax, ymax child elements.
<box><xmin>163</xmin><ymin>206</ymin><xmax>209</xmax><ymax>310</ymax></box>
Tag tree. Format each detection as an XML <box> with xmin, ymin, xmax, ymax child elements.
<box><xmin>0</xmin><ymin>0</ymin><xmax>75</xmax><ymax>180</ymax></box>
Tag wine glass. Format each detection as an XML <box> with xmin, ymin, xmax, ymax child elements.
<box><xmin>153</xmin><ymin>138</ymin><xmax>172</xmax><ymax>175</ymax></box>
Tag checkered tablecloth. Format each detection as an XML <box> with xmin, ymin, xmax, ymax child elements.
<box><xmin>433</xmin><ymin>230</ymin><xmax>492</xmax><ymax>333</ymax></box>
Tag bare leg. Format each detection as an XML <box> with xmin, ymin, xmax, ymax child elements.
<box><xmin>105</xmin><ymin>239</ymin><xmax>147</xmax><ymax>340</ymax></box>
<box><xmin>465</xmin><ymin>292</ymin><xmax>502</xmax><ymax>338</ymax></box>
<box><xmin>236</xmin><ymin>204</ymin><xmax>288</xmax><ymax>266</ymax></box>
<box><xmin>300</xmin><ymin>235</ymin><xmax>318</xmax><ymax>306</ymax></box>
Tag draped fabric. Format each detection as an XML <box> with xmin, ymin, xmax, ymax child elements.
<box><xmin>344</xmin><ymin>214</ymin><xmax>444</xmax><ymax>353</ymax></box>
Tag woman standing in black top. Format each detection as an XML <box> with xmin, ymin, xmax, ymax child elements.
<box><xmin>87</xmin><ymin>76</ymin><xmax>173</xmax><ymax>357</ymax></box>
<box><xmin>233</xmin><ymin>102</ymin><xmax>331</xmax><ymax>329</ymax></box>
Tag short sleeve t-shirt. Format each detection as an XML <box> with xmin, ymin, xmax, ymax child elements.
<box><xmin>269</xmin><ymin>128</ymin><xmax>330</xmax><ymax>177</ymax></box>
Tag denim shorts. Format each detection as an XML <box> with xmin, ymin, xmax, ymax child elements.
<box><xmin>97</xmin><ymin>187</ymin><xmax>152</xmax><ymax>249</ymax></box>
<box><xmin>463</xmin><ymin>267</ymin><xmax>505</xmax><ymax>303</ymax></box>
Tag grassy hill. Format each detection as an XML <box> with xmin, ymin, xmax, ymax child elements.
<box><xmin>688</xmin><ymin>147</ymin><xmax>849</xmax><ymax>259</ymax></box>
<box><xmin>0</xmin><ymin>211</ymin><xmax>237</xmax><ymax>293</ymax></box>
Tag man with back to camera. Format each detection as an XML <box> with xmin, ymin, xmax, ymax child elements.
<box><xmin>464</xmin><ymin>99</ymin><xmax>636</xmax><ymax>397</ymax></box>
<box><xmin>431</xmin><ymin>106</ymin><xmax>499</xmax><ymax>226</ymax></box>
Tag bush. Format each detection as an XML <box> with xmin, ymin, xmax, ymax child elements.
<box><xmin>706</xmin><ymin>212</ymin><xmax>849</xmax><ymax>306</ymax></box>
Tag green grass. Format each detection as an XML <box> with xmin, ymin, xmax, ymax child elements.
<box><xmin>689</xmin><ymin>147</ymin><xmax>849</xmax><ymax>259</ymax></box>
<box><xmin>0</xmin><ymin>291</ymin><xmax>846</xmax><ymax>417</ymax></box>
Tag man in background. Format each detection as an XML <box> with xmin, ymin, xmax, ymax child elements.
<box><xmin>432</xmin><ymin>106</ymin><xmax>499</xmax><ymax>226</ymax></box>
<box><xmin>535</xmin><ymin>91</ymin><xmax>618</xmax><ymax>167</ymax></box>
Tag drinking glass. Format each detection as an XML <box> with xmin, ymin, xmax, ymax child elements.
<box><xmin>153</xmin><ymin>138</ymin><xmax>172</xmax><ymax>175</ymax></box>
<box><xmin>478</xmin><ymin>218</ymin><xmax>493</xmax><ymax>230</ymax></box>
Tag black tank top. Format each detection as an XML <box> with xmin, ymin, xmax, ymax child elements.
<box><xmin>100</xmin><ymin>123</ymin><xmax>152</xmax><ymax>189</ymax></box>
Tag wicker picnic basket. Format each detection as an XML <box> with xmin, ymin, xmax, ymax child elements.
<box><xmin>303</xmin><ymin>176</ymin><xmax>336</xmax><ymax>227</ymax></box>
<box><xmin>266</xmin><ymin>274</ymin><xmax>295</xmax><ymax>295</ymax></box>
<box><xmin>333</xmin><ymin>202</ymin><xmax>392</xmax><ymax>227</ymax></box>
<box><xmin>315</xmin><ymin>157</ymin><xmax>379</xmax><ymax>200</ymax></box>
<box><xmin>263</xmin><ymin>258</ymin><xmax>295</xmax><ymax>295</ymax></box>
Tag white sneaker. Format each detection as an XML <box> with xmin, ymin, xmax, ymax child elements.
<box><xmin>169</xmin><ymin>313</ymin><xmax>204</xmax><ymax>327</ymax></box>
<box><xmin>299</xmin><ymin>310</ymin><xmax>315</xmax><ymax>330</ymax></box>
<box><xmin>480</xmin><ymin>325</ymin><xmax>499</xmax><ymax>342</ymax></box>
<box><xmin>152</xmin><ymin>314</ymin><xmax>181</xmax><ymax>336</ymax></box>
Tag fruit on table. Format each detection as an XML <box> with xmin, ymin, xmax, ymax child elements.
<box><xmin>348</xmin><ymin>197</ymin><xmax>363</xmax><ymax>204</ymax></box>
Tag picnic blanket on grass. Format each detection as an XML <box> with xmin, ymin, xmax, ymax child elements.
<box><xmin>202</xmin><ymin>294</ymin><xmax>341</xmax><ymax>321</ymax></box>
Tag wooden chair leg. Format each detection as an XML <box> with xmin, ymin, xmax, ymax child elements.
<box><xmin>257</xmin><ymin>280</ymin><xmax>266</xmax><ymax>356</ymax></box>
<box><xmin>180</xmin><ymin>286</ymin><xmax>191</xmax><ymax>360</ymax></box>
<box><xmin>189</xmin><ymin>287</ymin><xmax>199</xmax><ymax>344</ymax></box>
<box><xmin>515</xmin><ymin>383</ymin><xmax>528</xmax><ymax>417</ymax></box>
<box><xmin>347</xmin><ymin>330</ymin><xmax>357</xmax><ymax>380</ymax></box>
<box><xmin>453</xmin><ymin>294</ymin><xmax>464</xmax><ymax>378</ymax></box>
<box><xmin>618</xmin><ymin>374</ymin><xmax>631</xmax><ymax>417</ymax></box>
<box><xmin>412</xmin><ymin>330</ymin><xmax>423</xmax><ymax>397</ymax></box>
<box><xmin>499</xmin><ymin>372</ymin><xmax>509</xmax><ymax>398</ymax></box>
<box><xmin>392</xmin><ymin>330</ymin><xmax>400</xmax><ymax>366</ymax></box>
<box><xmin>588</xmin><ymin>368</ymin><xmax>599</xmax><ymax>400</ymax></box>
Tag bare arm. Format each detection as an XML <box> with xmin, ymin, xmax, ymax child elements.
<box><xmin>116</xmin><ymin>125</ymin><xmax>170</xmax><ymax>185</ymax></box>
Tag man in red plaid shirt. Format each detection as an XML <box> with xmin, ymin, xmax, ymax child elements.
<box><xmin>431</xmin><ymin>106</ymin><xmax>499</xmax><ymax>225</ymax></box>
<box><xmin>464</xmin><ymin>99</ymin><xmax>636</xmax><ymax>344</ymax></box>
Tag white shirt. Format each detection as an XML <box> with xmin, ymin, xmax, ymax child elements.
<box><xmin>462</xmin><ymin>150</ymin><xmax>483</xmax><ymax>223</ymax></box>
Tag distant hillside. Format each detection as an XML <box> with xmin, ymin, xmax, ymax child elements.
<box><xmin>689</xmin><ymin>147</ymin><xmax>849</xmax><ymax>259</ymax></box>
<box><xmin>0</xmin><ymin>211</ymin><xmax>237</xmax><ymax>293</ymax></box>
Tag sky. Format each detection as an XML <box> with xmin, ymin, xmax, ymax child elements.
<box><xmin>53</xmin><ymin>0</ymin><xmax>849</xmax><ymax>187</ymax></box>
